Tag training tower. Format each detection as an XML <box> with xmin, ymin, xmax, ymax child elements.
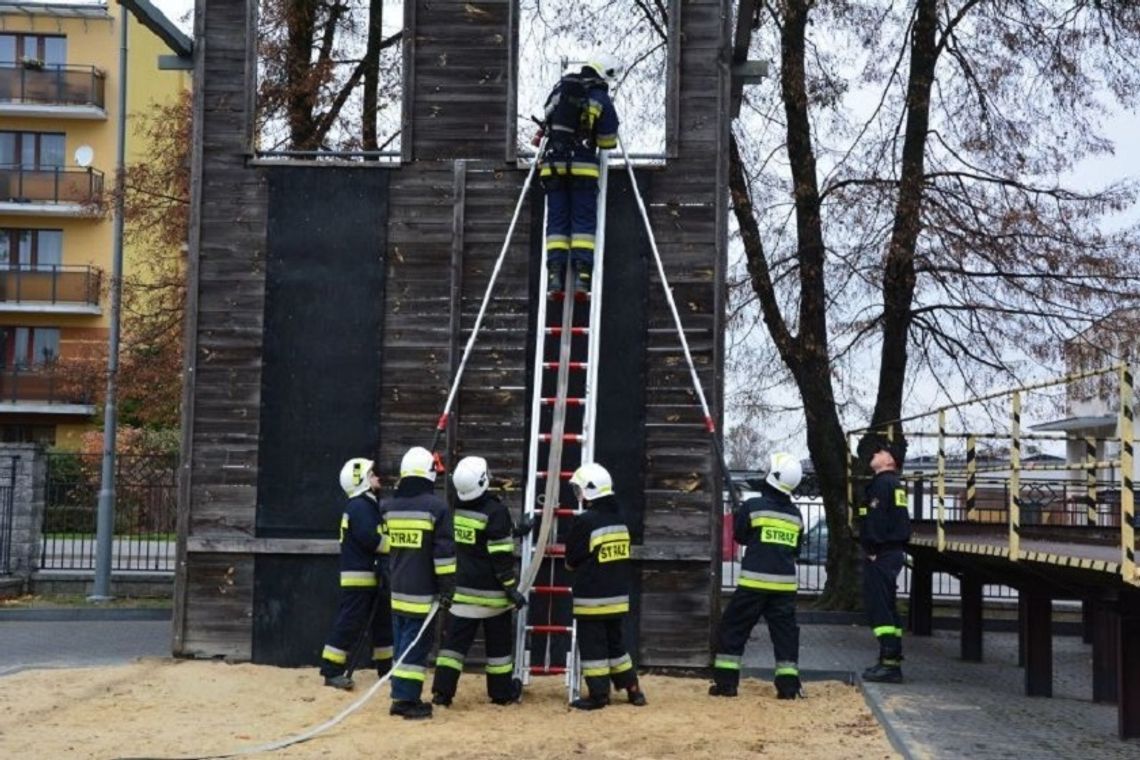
<box><xmin>175</xmin><ymin>0</ymin><xmax>735</xmax><ymax>670</ymax></box>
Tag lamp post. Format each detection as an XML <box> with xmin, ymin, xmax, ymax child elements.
<box><xmin>91</xmin><ymin>4</ymin><xmax>129</xmax><ymax>602</ymax></box>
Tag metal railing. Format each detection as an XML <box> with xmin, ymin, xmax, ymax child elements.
<box><xmin>0</xmin><ymin>165</ymin><xmax>104</xmax><ymax>204</ymax></box>
<box><xmin>0</xmin><ymin>64</ymin><xmax>106</xmax><ymax>108</ymax></box>
<box><xmin>0</xmin><ymin>364</ymin><xmax>96</xmax><ymax>405</ymax></box>
<box><xmin>0</xmin><ymin>265</ymin><xmax>101</xmax><ymax>305</ymax></box>
<box><xmin>40</xmin><ymin>453</ymin><xmax>177</xmax><ymax>572</ymax></box>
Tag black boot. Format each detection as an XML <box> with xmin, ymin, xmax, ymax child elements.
<box><xmin>627</xmin><ymin>685</ymin><xmax>647</xmax><ymax>706</ymax></box>
<box><xmin>390</xmin><ymin>700</ymin><xmax>433</xmax><ymax>719</ymax></box>
<box><xmin>547</xmin><ymin>266</ymin><xmax>565</xmax><ymax>295</ymax></box>
<box><xmin>573</xmin><ymin>262</ymin><xmax>592</xmax><ymax>294</ymax></box>
<box><xmin>775</xmin><ymin>674</ymin><xmax>804</xmax><ymax>699</ymax></box>
<box><xmin>323</xmin><ymin>674</ymin><xmax>354</xmax><ymax>691</ymax></box>
<box><xmin>490</xmin><ymin>678</ymin><xmax>523</xmax><ymax>705</ymax></box>
<box><xmin>708</xmin><ymin>682</ymin><xmax>738</xmax><ymax>697</ymax></box>
<box><xmin>861</xmin><ymin>662</ymin><xmax>903</xmax><ymax>683</ymax></box>
<box><xmin>569</xmin><ymin>694</ymin><xmax>609</xmax><ymax>711</ymax></box>
<box><xmin>431</xmin><ymin>692</ymin><xmax>452</xmax><ymax>707</ymax></box>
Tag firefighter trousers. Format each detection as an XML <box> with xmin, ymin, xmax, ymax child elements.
<box><xmin>863</xmin><ymin>549</ymin><xmax>905</xmax><ymax>663</ymax></box>
<box><xmin>430</xmin><ymin>609</ymin><xmax>517</xmax><ymax>702</ymax></box>
<box><xmin>712</xmin><ymin>588</ymin><xmax>799</xmax><ymax>688</ymax></box>
<box><xmin>576</xmin><ymin>616</ymin><xmax>638</xmax><ymax>700</ymax></box>
<box><xmin>391</xmin><ymin>613</ymin><xmax>436</xmax><ymax>702</ymax></box>
<box><xmin>542</xmin><ymin>172</ymin><xmax>599</xmax><ymax>273</ymax></box>
<box><xmin>320</xmin><ymin>586</ymin><xmax>393</xmax><ymax>677</ymax></box>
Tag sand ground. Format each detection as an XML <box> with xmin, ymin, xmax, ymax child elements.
<box><xmin>0</xmin><ymin>659</ymin><xmax>897</xmax><ymax>759</ymax></box>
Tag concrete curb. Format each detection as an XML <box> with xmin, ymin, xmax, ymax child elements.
<box><xmin>859</xmin><ymin>680</ymin><xmax>919</xmax><ymax>760</ymax></box>
<box><xmin>0</xmin><ymin>607</ymin><xmax>172</xmax><ymax>622</ymax></box>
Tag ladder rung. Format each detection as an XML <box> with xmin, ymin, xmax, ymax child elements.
<box><xmin>529</xmin><ymin>624</ymin><xmax>573</xmax><ymax>634</ymax></box>
<box><xmin>536</xmin><ymin>470</ymin><xmax>574</xmax><ymax>479</ymax></box>
<box><xmin>539</xmin><ymin>433</ymin><xmax>585</xmax><ymax>443</ymax></box>
<box><xmin>532</xmin><ymin>585</ymin><xmax>572</xmax><ymax>595</ymax></box>
<box><xmin>549</xmin><ymin>291</ymin><xmax>591</xmax><ymax>303</ymax></box>
<box><xmin>541</xmin><ymin>397</ymin><xmax>584</xmax><ymax>406</ymax></box>
<box><xmin>554</xmin><ymin>507</ymin><xmax>580</xmax><ymax>517</ymax></box>
<box><xmin>530</xmin><ymin>665</ymin><xmax>568</xmax><ymax>675</ymax></box>
<box><xmin>544</xmin><ymin>326</ymin><xmax>589</xmax><ymax>336</ymax></box>
<box><xmin>544</xmin><ymin>543</ymin><xmax>566</xmax><ymax>556</ymax></box>
<box><xmin>543</xmin><ymin>361</ymin><xmax>587</xmax><ymax>370</ymax></box>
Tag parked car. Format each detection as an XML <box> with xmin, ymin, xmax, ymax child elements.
<box><xmin>798</xmin><ymin>518</ymin><xmax>828</xmax><ymax>565</ymax></box>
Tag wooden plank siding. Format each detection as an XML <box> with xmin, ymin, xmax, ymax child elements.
<box><xmin>176</xmin><ymin>0</ymin><xmax>266</xmax><ymax>659</ymax></box>
<box><xmin>179</xmin><ymin>0</ymin><xmax>730</xmax><ymax>668</ymax></box>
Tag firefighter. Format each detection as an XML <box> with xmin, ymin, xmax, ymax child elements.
<box><xmin>430</xmin><ymin>456</ymin><xmax>529</xmax><ymax>707</ymax></box>
<box><xmin>383</xmin><ymin>446</ymin><xmax>456</xmax><ymax>719</ymax></box>
<box><xmin>319</xmin><ymin>457</ymin><xmax>393</xmax><ymax>690</ymax></box>
<box><xmin>538</xmin><ymin>54</ymin><xmax>621</xmax><ymax>296</ymax></box>
<box><xmin>857</xmin><ymin>436</ymin><xmax>911</xmax><ymax>683</ymax></box>
<box><xmin>710</xmin><ymin>452</ymin><xmax>805</xmax><ymax>700</ymax></box>
<box><xmin>564</xmin><ymin>462</ymin><xmax>647</xmax><ymax>710</ymax></box>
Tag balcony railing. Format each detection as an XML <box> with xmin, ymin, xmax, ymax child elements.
<box><xmin>0</xmin><ymin>166</ymin><xmax>103</xmax><ymax>205</ymax></box>
<box><xmin>0</xmin><ymin>64</ymin><xmax>106</xmax><ymax>109</ymax></box>
<box><xmin>0</xmin><ymin>363</ymin><xmax>95</xmax><ymax>406</ymax></box>
<box><xmin>0</xmin><ymin>265</ymin><xmax>102</xmax><ymax>306</ymax></box>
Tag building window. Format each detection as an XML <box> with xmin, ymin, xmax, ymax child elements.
<box><xmin>0</xmin><ymin>131</ymin><xmax>66</xmax><ymax>168</ymax></box>
<box><xmin>0</xmin><ymin>229</ymin><xmax>62</xmax><ymax>268</ymax></box>
<box><xmin>0</xmin><ymin>326</ymin><xmax>60</xmax><ymax>368</ymax></box>
<box><xmin>0</xmin><ymin>34</ymin><xmax>66</xmax><ymax>67</ymax></box>
<box><xmin>0</xmin><ymin>424</ymin><xmax>55</xmax><ymax>445</ymax></box>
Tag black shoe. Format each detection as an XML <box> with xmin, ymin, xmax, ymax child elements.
<box><xmin>861</xmin><ymin>663</ymin><xmax>903</xmax><ymax>684</ymax></box>
<box><xmin>323</xmin><ymin>675</ymin><xmax>354</xmax><ymax>691</ymax></box>
<box><xmin>775</xmin><ymin>674</ymin><xmax>804</xmax><ymax>700</ymax></box>
<box><xmin>390</xmin><ymin>700</ymin><xmax>433</xmax><ymax>719</ymax></box>
<box><xmin>708</xmin><ymin>683</ymin><xmax>737</xmax><ymax>697</ymax></box>
<box><xmin>569</xmin><ymin>695</ymin><xmax>609</xmax><ymax>711</ymax></box>
<box><xmin>431</xmin><ymin>693</ymin><xmax>452</xmax><ymax>707</ymax></box>
<box><xmin>547</xmin><ymin>267</ymin><xmax>565</xmax><ymax>295</ymax></box>
<box><xmin>627</xmin><ymin>687</ymin><xmax>647</xmax><ymax>707</ymax></box>
<box><xmin>490</xmin><ymin>677</ymin><xmax>522</xmax><ymax>705</ymax></box>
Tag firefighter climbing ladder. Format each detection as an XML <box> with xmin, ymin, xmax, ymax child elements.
<box><xmin>513</xmin><ymin>154</ymin><xmax>610</xmax><ymax>703</ymax></box>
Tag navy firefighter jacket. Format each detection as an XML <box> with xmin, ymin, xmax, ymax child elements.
<box><xmin>857</xmin><ymin>469</ymin><xmax>912</xmax><ymax>554</ymax></box>
<box><xmin>733</xmin><ymin>482</ymin><xmax>803</xmax><ymax>594</ymax></box>
<box><xmin>338</xmin><ymin>491</ymin><xmax>387</xmax><ymax>588</ymax></box>
<box><xmin>565</xmin><ymin>494</ymin><xmax>632</xmax><ymax>618</ymax></box>
<box><xmin>382</xmin><ymin>477</ymin><xmax>456</xmax><ymax>618</ymax></box>
<box><xmin>452</xmin><ymin>493</ymin><xmax>520</xmax><ymax>610</ymax></box>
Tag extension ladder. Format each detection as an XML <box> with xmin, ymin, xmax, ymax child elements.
<box><xmin>513</xmin><ymin>154</ymin><xmax>609</xmax><ymax>703</ymax></box>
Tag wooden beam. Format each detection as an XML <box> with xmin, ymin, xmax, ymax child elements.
<box><xmin>186</xmin><ymin>537</ymin><xmax>338</xmax><ymax>554</ymax></box>
<box><xmin>1093</xmin><ymin>602</ymin><xmax>1119</xmax><ymax>704</ymax></box>
<box><xmin>1121</xmin><ymin>602</ymin><xmax>1140</xmax><ymax>738</ymax></box>
<box><xmin>909</xmin><ymin>553</ymin><xmax>933</xmax><ymax>636</ymax></box>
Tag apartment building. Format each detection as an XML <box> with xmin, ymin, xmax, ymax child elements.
<box><xmin>0</xmin><ymin>1</ymin><xmax>188</xmax><ymax>446</ymax></box>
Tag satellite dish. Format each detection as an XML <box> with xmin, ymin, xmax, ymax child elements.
<box><xmin>74</xmin><ymin>145</ymin><xmax>94</xmax><ymax>168</ymax></box>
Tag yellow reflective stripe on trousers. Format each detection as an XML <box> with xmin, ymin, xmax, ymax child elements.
<box><xmin>435</xmin><ymin>656</ymin><xmax>463</xmax><ymax>671</ymax></box>
<box><xmin>874</xmin><ymin>625</ymin><xmax>903</xmax><ymax>637</ymax></box>
<box><xmin>610</xmin><ymin>654</ymin><xmax>632</xmax><ymax>674</ymax></box>
<box><xmin>393</xmin><ymin>665</ymin><xmax>426</xmax><ymax>682</ymax></box>
<box><xmin>340</xmin><ymin>571</ymin><xmax>378</xmax><ymax>587</ymax></box>
<box><xmin>322</xmin><ymin>645</ymin><xmax>348</xmax><ymax>664</ymax></box>
<box><xmin>581</xmin><ymin>658</ymin><xmax>610</xmax><ymax>677</ymax></box>
<box><xmin>373</xmin><ymin>646</ymin><xmax>393</xmax><ymax>660</ymax></box>
<box><xmin>391</xmin><ymin>592</ymin><xmax>433</xmax><ymax>615</ymax></box>
<box><xmin>573</xmin><ymin>602</ymin><xmax>629</xmax><ymax>615</ymax></box>
<box><xmin>485</xmin><ymin>655</ymin><xmax>513</xmax><ymax>675</ymax></box>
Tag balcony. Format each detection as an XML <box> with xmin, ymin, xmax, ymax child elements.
<box><xmin>0</xmin><ymin>64</ymin><xmax>107</xmax><ymax>119</ymax></box>
<box><xmin>0</xmin><ymin>363</ymin><xmax>96</xmax><ymax>416</ymax></box>
<box><xmin>0</xmin><ymin>166</ymin><xmax>104</xmax><ymax>217</ymax></box>
<box><xmin>0</xmin><ymin>265</ymin><xmax>102</xmax><ymax>314</ymax></box>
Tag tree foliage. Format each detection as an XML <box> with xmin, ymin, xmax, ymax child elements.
<box><xmin>729</xmin><ymin>0</ymin><xmax>1140</xmax><ymax>607</ymax></box>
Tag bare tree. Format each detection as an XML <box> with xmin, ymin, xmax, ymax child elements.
<box><xmin>730</xmin><ymin>1</ymin><xmax>1140</xmax><ymax>607</ymax></box>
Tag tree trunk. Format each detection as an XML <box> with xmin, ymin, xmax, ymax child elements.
<box><xmin>361</xmin><ymin>0</ymin><xmax>383</xmax><ymax>151</ymax></box>
<box><xmin>285</xmin><ymin>0</ymin><xmax>319</xmax><ymax>150</ymax></box>
<box><xmin>870</xmin><ymin>0</ymin><xmax>938</xmax><ymax>429</ymax></box>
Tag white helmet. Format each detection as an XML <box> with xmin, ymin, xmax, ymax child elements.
<box><xmin>339</xmin><ymin>457</ymin><xmax>375</xmax><ymax>498</ymax></box>
<box><xmin>570</xmin><ymin>462</ymin><xmax>614</xmax><ymax>503</ymax></box>
<box><xmin>766</xmin><ymin>452</ymin><xmax>802</xmax><ymax>494</ymax></box>
<box><xmin>583</xmin><ymin>53</ymin><xmax>622</xmax><ymax>83</ymax></box>
<box><xmin>400</xmin><ymin>446</ymin><xmax>437</xmax><ymax>482</ymax></box>
<box><xmin>453</xmin><ymin>456</ymin><xmax>490</xmax><ymax>501</ymax></box>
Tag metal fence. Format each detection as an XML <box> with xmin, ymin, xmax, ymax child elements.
<box><xmin>40</xmin><ymin>453</ymin><xmax>177</xmax><ymax>572</ymax></box>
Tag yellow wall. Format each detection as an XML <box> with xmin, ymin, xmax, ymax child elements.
<box><xmin>0</xmin><ymin>4</ymin><xmax>190</xmax><ymax>447</ymax></box>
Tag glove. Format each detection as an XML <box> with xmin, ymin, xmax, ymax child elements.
<box><xmin>505</xmin><ymin>588</ymin><xmax>528</xmax><ymax>610</ymax></box>
<box><xmin>513</xmin><ymin>515</ymin><xmax>539</xmax><ymax>538</ymax></box>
